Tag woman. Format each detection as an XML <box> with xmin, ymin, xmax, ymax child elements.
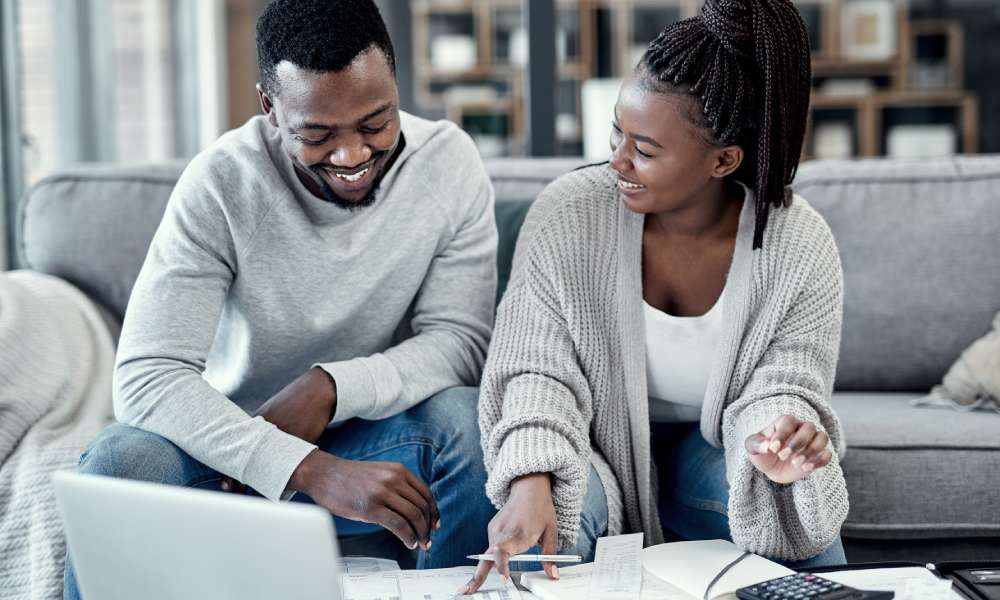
<box><xmin>464</xmin><ymin>0</ymin><xmax>848</xmax><ymax>592</ymax></box>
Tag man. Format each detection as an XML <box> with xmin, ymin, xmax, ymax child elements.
<box><xmin>64</xmin><ymin>1</ymin><xmax>497</xmax><ymax>597</ymax></box>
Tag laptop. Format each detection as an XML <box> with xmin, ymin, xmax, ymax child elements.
<box><xmin>53</xmin><ymin>471</ymin><xmax>343</xmax><ymax>600</ymax></box>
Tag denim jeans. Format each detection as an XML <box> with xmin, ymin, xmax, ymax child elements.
<box><xmin>63</xmin><ymin>386</ymin><xmax>494</xmax><ymax>600</ymax></box>
<box><xmin>565</xmin><ymin>422</ymin><xmax>847</xmax><ymax>570</ymax></box>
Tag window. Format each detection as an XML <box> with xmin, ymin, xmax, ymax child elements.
<box><xmin>16</xmin><ymin>0</ymin><xmax>184</xmax><ymax>187</ymax></box>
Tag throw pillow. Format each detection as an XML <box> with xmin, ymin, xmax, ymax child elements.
<box><xmin>918</xmin><ymin>311</ymin><xmax>1000</xmax><ymax>413</ymax></box>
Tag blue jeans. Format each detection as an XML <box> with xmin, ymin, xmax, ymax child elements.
<box><xmin>63</xmin><ymin>386</ymin><xmax>494</xmax><ymax>600</ymax></box>
<box><xmin>568</xmin><ymin>422</ymin><xmax>847</xmax><ymax>570</ymax></box>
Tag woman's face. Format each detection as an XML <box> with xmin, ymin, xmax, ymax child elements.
<box><xmin>609</xmin><ymin>75</ymin><xmax>739</xmax><ymax>215</ymax></box>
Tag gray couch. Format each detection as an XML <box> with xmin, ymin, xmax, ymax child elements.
<box><xmin>18</xmin><ymin>155</ymin><xmax>1000</xmax><ymax>563</ymax></box>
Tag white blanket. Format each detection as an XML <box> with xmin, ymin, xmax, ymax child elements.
<box><xmin>0</xmin><ymin>271</ymin><xmax>117</xmax><ymax>600</ymax></box>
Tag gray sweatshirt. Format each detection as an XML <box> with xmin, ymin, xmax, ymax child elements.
<box><xmin>114</xmin><ymin>112</ymin><xmax>497</xmax><ymax>501</ymax></box>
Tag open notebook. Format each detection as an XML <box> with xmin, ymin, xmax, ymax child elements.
<box><xmin>522</xmin><ymin>539</ymin><xmax>794</xmax><ymax>600</ymax></box>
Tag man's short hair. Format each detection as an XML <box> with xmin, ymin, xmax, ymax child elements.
<box><xmin>256</xmin><ymin>0</ymin><xmax>396</xmax><ymax>96</ymax></box>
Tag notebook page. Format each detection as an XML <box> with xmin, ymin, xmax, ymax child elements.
<box><xmin>641</xmin><ymin>540</ymin><xmax>793</xmax><ymax>600</ymax></box>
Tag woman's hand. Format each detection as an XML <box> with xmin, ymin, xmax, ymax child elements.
<box><xmin>460</xmin><ymin>473</ymin><xmax>560</xmax><ymax>595</ymax></box>
<box><xmin>745</xmin><ymin>415</ymin><xmax>833</xmax><ymax>484</ymax></box>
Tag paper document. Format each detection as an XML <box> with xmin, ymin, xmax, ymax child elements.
<box><xmin>899</xmin><ymin>577</ymin><xmax>954</xmax><ymax>600</ymax></box>
<box><xmin>641</xmin><ymin>539</ymin><xmax>793</xmax><ymax>600</ymax></box>
<box><xmin>340</xmin><ymin>557</ymin><xmax>402</xmax><ymax>573</ymax></box>
<box><xmin>523</xmin><ymin>538</ymin><xmax>792</xmax><ymax>600</ymax></box>
<box><xmin>343</xmin><ymin>571</ymin><xmax>401</xmax><ymax>600</ymax></box>
<box><xmin>821</xmin><ymin>567</ymin><xmax>964</xmax><ymax>600</ymax></box>
<box><xmin>589</xmin><ymin>533</ymin><xmax>644</xmax><ymax>599</ymax></box>
<box><xmin>523</xmin><ymin>563</ymin><xmax>692</xmax><ymax>600</ymax></box>
<box><xmin>397</xmin><ymin>566</ymin><xmax>520</xmax><ymax>600</ymax></box>
<box><xmin>343</xmin><ymin>566</ymin><xmax>519</xmax><ymax>600</ymax></box>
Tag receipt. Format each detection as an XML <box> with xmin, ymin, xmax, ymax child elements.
<box><xmin>588</xmin><ymin>533</ymin><xmax>644</xmax><ymax>600</ymax></box>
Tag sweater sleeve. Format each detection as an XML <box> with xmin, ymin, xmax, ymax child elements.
<box><xmin>721</xmin><ymin>228</ymin><xmax>849</xmax><ymax>561</ymax></box>
<box><xmin>318</xmin><ymin>155</ymin><xmax>496</xmax><ymax>423</ymax></box>
<box><xmin>113</xmin><ymin>161</ymin><xmax>316</xmax><ymax>502</ymax></box>
<box><xmin>478</xmin><ymin>197</ymin><xmax>594</xmax><ymax>550</ymax></box>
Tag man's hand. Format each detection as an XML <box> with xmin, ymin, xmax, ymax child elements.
<box><xmin>220</xmin><ymin>367</ymin><xmax>336</xmax><ymax>493</ymax></box>
<box><xmin>289</xmin><ymin>450</ymin><xmax>440</xmax><ymax>551</ymax></box>
<box><xmin>462</xmin><ymin>473</ymin><xmax>559</xmax><ymax>595</ymax></box>
<box><xmin>745</xmin><ymin>415</ymin><xmax>834</xmax><ymax>484</ymax></box>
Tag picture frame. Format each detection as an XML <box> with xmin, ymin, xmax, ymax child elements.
<box><xmin>840</xmin><ymin>0</ymin><xmax>896</xmax><ymax>60</ymax></box>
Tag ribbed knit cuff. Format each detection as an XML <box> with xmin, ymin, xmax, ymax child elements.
<box><xmin>727</xmin><ymin>395</ymin><xmax>848</xmax><ymax>561</ymax></box>
<box><xmin>486</xmin><ymin>424</ymin><xmax>588</xmax><ymax>549</ymax></box>
<box><xmin>241</xmin><ymin>419</ymin><xmax>317</xmax><ymax>501</ymax></box>
<box><xmin>315</xmin><ymin>359</ymin><xmax>377</xmax><ymax>424</ymax></box>
<box><xmin>730</xmin><ymin>395</ymin><xmax>831</xmax><ymax>468</ymax></box>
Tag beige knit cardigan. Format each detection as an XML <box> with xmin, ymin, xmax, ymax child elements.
<box><xmin>478</xmin><ymin>164</ymin><xmax>849</xmax><ymax>561</ymax></box>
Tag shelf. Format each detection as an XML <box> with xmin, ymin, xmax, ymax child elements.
<box><xmin>871</xmin><ymin>89</ymin><xmax>974</xmax><ymax>105</ymax></box>
<box><xmin>811</xmin><ymin>58</ymin><xmax>900</xmax><ymax>75</ymax></box>
<box><xmin>421</xmin><ymin>64</ymin><xmax>503</xmax><ymax>80</ymax></box>
<box><xmin>413</xmin><ymin>0</ymin><xmax>979</xmax><ymax>158</ymax></box>
<box><xmin>414</xmin><ymin>1</ymin><xmax>477</xmax><ymax>14</ymax></box>
<box><xmin>811</xmin><ymin>93</ymin><xmax>873</xmax><ymax>108</ymax></box>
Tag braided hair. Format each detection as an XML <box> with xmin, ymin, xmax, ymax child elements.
<box><xmin>639</xmin><ymin>0</ymin><xmax>812</xmax><ymax>249</ymax></box>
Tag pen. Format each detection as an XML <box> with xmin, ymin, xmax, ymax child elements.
<box><xmin>466</xmin><ymin>554</ymin><xmax>583</xmax><ymax>563</ymax></box>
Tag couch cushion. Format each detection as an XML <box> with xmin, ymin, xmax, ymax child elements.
<box><xmin>794</xmin><ymin>156</ymin><xmax>1000</xmax><ymax>391</ymax></box>
<box><xmin>485</xmin><ymin>157</ymin><xmax>588</xmax><ymax>202</ymax></box>
<box><xmin>20</xmin><ymin>159</ymin><xmax>583</xmax><ymax>322</ymax></box>
<box><xmin>494</xmin><ymin>199</ymin><xmax>532</xmax><ymax>304</ymax></box>
<box><xmin>835</xmin><ymin>391</ymin><xmax>1000</xmax><ymax>540</ymax></box>
<box><xmin>487</xmin><ymin>158</ymin><xmax>588</xmax><ymax>302</ymax></box>
<box><xmin>20</xmin><ymin>162</ymin><xmax>187</xmax><ymax>320</ymax></box>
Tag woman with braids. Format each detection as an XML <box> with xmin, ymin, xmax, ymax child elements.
<box><xmin>463</xmin><ymin>0</ymin><xmax>847</xmax><ymax>592</ymax></box>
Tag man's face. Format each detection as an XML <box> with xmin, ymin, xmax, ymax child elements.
<box><xmin>259</xmin><ymin>48</ymin><xmax>401</xmax><ymax>208</ymax></box>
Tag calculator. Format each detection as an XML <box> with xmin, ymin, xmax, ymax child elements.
<box><xmin>736</xmin><ymin>573</ymin><xmax>894</xmax><ymax>600</ymax></box>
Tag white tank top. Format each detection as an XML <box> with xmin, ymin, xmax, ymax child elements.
<box><xmin>644</xmin><ymin>286</ymin><xmax>725</xmax><ymax>422</ymax></box>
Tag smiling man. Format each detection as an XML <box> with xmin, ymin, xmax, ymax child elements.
<box><xmin>64</xmin><ymin>1</ymin><xmax>498</xmax><ymax>597</ymax></box>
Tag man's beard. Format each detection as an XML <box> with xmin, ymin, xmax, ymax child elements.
<box><xmin>313</xmin><ymin>167</ymin><xmax>382</xmax><ymax>211</ymax></box>
<box><xmin>301</xmin><ymin>133</ymin><xmax>405</xmax><ymax>211</ymax></box>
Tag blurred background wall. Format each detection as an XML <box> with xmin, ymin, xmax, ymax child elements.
<box><xmin>2</xmin><ymin>0</ymin><xmax>999</xmax><ymax>267</ymax></box>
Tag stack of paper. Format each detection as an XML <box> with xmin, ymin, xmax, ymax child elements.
<box><xmin>523</xmin><ymin>537</ymin><xmax>967</xmax><ymax>600</ymax></box>
<box><xmin>821</xmin><ymin>567</ymin><xmax>963</xmax><ymax>600</ymax></box>
<box><xmin>522</xmin><ymin>538</ymin><xmax>793</xmax><ymax>600</ymax></box>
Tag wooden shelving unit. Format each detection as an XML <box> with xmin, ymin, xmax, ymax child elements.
<box><xmin>412</xmin><ymin>0</ymin><xmax>979</xmax><ymax>158</ymax></box>
<box><xmin>803</xmin><ymin>1</ymin><xmax>977</xmax><ymax>158</ymax></box>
